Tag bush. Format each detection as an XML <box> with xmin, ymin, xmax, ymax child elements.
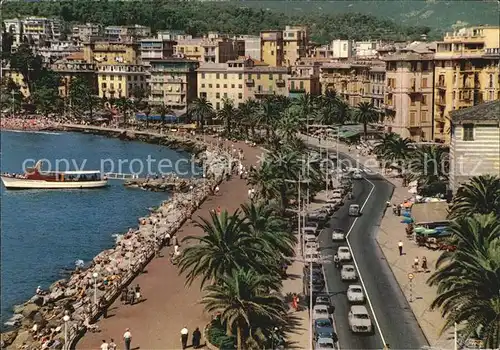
<box><xmin>206</xmin><ymin>318</ymin><xmax>236</xmax><ymax>350</ymax></box>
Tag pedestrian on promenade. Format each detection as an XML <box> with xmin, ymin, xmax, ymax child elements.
<box><xmin>99</xmin><ymin>297</ymin><xmax>108</xmax><ymax>318</ymax></box>
<box><xmin>181</xmin><ymin>327</ymin><xmax>189</xmax><ymax>349</ymax></box>
<box><xmin>120</xmin><ymin>289</ymin><xmax>128</xmax><ymax>305</ymax></box>
<box><xmin>216</xmin><ymin>206</ymin><xmax>221</xmax><ymax>215</ymax></box>
<box><xmin>165</xmin><ymin>232</ymin><xmax>171</xmax><ymax>246</ymax></box>
<box><xmin>128</xmin><ymin>288</ymin><xmax>135</xmax><ymax>305</ymax></box>
<box><xmin>172</xmin><ymin>234</ymin><xmax>178</xmax><ymax>247</ymax></box>
<box><xmin>422</xmin><ymin>256</ymin><xmax>428</xmax><ymax>272</ymax></box>
<box><xmin>109</xmin><ymin>339</ymin><xmax>117</xmax><ymax>350</ymax></box>
<box><xmin>123</xmin><ymin>328</ymin><xmax>132</xmax><ymax>350</ymax></box>
<box><xmin>100</xmin><ymin>339</ymin><xmax>109</xmax><ymax>350</ymax></box>
<box><xmin>192</xmin><ymin>327</ymin><xmax>202</xmax><ymax>349</ymax></box>
<box><xmin>413</xmin><ymin>257</ymin><xmax>420</xmax><ymax>272</ymax></box>
<box><xmin>398</xmin><ymin>240</ymin><xmax>404</xmax><ymax>256</ymax></box>
<box><xmin>215</xmin><ymin>185</ymin><xmax>220</xmax><ymax>195</ymax></box>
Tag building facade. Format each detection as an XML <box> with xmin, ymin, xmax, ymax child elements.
<box><xmin>289</xmin><ymin>59</ymin><xmax>321</xmax><ymax>97</ymax></box>
<box><xmin>174</xmin><ymin>37</ymin><xmax>238</xmax><ymax>63</ymax></box>
<box><xmin>97</xmin><ymin>63</ymin><xmax>146</xmax><ymax>99</ymax></box>
<box><xmin>22</xmin><ymin>17</ymin><xmax>61</xmax><ymax>44</ymax></box>
<box><xmin>433</xmin><ymin>26</ymin><xmax>500</xmax><ymax>143</ymax></box>
<box><xmin>197</xmin><ymin>58</ymin><xmax>288</xmax><ymax>110</ymax></box>
<box><xmin>282</xmin><ymin>25</ymin><xmax>309</xmax><ymax>66</ymax></box>
<box><xmin>104</xmin><ymin>25</ymin><xmax>151</xmax><ymax>41</ymax></box>
<box><xmin>235</xmin><ymin>35</ymin><xmax>261</xmax><ymax>60</ymax></box>
<box><xmin>147</xmin><ymin>58</ymin><xmax>199</xmax><ymax>113</ymax></box>
<box><xmin>51</xmin><ymin>59</ymin><xmax>97</xmax><ymax>97</ymax></box>
<box><xmin>83</xmin><ymin>40</ymin><xmax>140</xmax><ymax>64</ymax></box>
<box><xmin>260</xmin><ymin>30</ymin><xmax>284</xmax><ymax>67</ymax></box>
<box><xmin>3</xmin><ymin>19</ymin><xmax>23</xmax><ymax>48</ymax></box>
<box><xmin>71</xmin><ymin>23</ymin><xmax>103</xmax><ymax>42</ymax></box>
<box><xmin>449</xmin><ymin>100</ymin><xmax>500</xmax><ymax>192</ymax></box>
<box><xmin>38</xmin><ymin>40</ymin><xmax>82</xmax><ymax>63</ymax></box>
<box><xmin>331</xmin><ymin>39</ymin><xmax>353</xmax><ymax>60</ymax></box>
<box><xmin>140</xmin><ymin>38</ymin><xmax>176</xmax><ymax>62</ymax></box>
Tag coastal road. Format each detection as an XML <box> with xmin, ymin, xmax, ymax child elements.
<box><xmin>316</xmin><ymin>151</ymin><xmax>429</xmax><ymax>349</ymax></box>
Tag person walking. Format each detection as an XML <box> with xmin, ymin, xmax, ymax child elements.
<box><xmin>422</xmin><ymin>256</ymin><xmax>428</xmax><ymax>272</ymax></box>
<box><xmin>99</xmin><ymin>297</ymin><xmax>108</xmax><ymax>318</ymax></box>
<box><xmin>192</xmin><ymin>327</ymin><xmax>202</xmax><ymax>349</ymax></box>
<box><xmin>413</xmin><ymin>257</ymin><xmax>420</xmax><ymax>272</ymax></box>
<box><xmin>181</xmin><ymin>327</ymin><xmax>189</xmax><ymax>349</ymax></box>
<box><xmin>109</xmin><ymin>339</ymin><xmax>117</xmax><ymax>350</ymax></box>
<box><xmin>134</xmin><ymin>284</ymin><xmax>141</xmax><ymax>303</ymax></box>
<box><xmin>100</xmin><ymin>340</ymin><xmax>109</xmax><ymax>350</ymax></box>
<box><xmin>123</xmin><ymin>328</ymin><xmax>132</xmax><ymax>350</ymax></box>
<box><xmin>172</xmin><ymin>234</ymin><xmax>178</xmax><ymax>247</ymax></box>
<box><xmin>398</xmin><ymin>240</ymin><xmax>404</xmax><ymax>256</ymax></box>
<box><xmin>165</xmin><ymin>232</ymin><xmax>171</xmax><ymax>246</ymax></box>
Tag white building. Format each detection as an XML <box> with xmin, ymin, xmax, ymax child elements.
<box><xmin>234</xmin><ymin>35</ymin><xmax>261</xmax><ymax>61</ymax></box>
<box><xmin>139</xmin><ymin>38</ymin><xmax>176</xmax><ymax>62</ymax></box>
<box><xmin>3</xmin><ymin>18</ymin><xmax>23</xmax><ymax>48</ymax></box>
<box><xmin>37</xmin><ymin>40</ymin><xmax>82</xmax><ymax>63</ymax></box>
<box><xmin>104</xmin><ymin>25</ymin><xmax>151</xmax><ymax>41</ymax></box>
<box><xmin>449</xmin><ymin>100</ymin><xmax>500</xmax><ymax>192</ymax></box>
<box><xmin>331</xmin><ymin>39</ymin><xmax>352</xmax><ymax>60</ymax></box>
<box><xmin>354</xmin><ymin>40</ymin><xmax>382</xmax><ymax>59</ymax></box>
<box><xmin>72</xmin><ymin>23</ymin><xmax>103</xmax><ymax>42</ymax></box>
<box><xmin>157</xmin><ymin>30</ymin><xmax>192</xmax><ymax>41</ymax></box>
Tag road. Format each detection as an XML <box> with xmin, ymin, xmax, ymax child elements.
<box><xmin>316</xmin><ymin>151</ymin><xmax>429</xmax><ymax>349</ymax></box>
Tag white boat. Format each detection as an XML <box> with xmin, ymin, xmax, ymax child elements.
<box><xmin>1</xmin><ymin>161</ymin><xmax>108</xmax><ymax>190</ymax></box>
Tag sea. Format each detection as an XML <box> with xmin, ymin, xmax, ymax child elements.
<box><xmin>0</xmin><ymin>130</ymin><xmax>199</xmax><ymax>328</ymax></box>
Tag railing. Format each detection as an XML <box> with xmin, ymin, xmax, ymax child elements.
<box><xmin>105</xmin><ymin>172</ymin><xmax>137</xmax><ymax>180</ymax></box>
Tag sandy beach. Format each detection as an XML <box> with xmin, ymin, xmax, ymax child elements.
<box><xmin>1</xmin><ymin>126</ymin><xmax>261</xmax><ymax>350</ymax></box>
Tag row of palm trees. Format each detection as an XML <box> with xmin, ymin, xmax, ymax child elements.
<box><xmin>428</xmin><ymin>175</ymin><xmax>500</xmax><ymax>348</ymax></box>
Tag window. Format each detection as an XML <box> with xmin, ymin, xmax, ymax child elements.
<box><xmin>269</xmin><ymin>74</ymin><xmax>273</xmax><ymax>80</ymax></box>
<box><xmin>209</xmin><ymin>84</ymin><xmax>213</xmax><ymax>88</ymax></box>
<box><xmin>271</xmin><ymin>50</ymin><xmax>274</xmax><ymax>56</ymax></box>
<box><xmin>299</xmin><ymin>81</ymin><xmax>304</xmax><ymax>90</ymax></box>
<box><xmin>410</xmin><ymin>96</ymin><xmax>416</xmax><ymax>106</ymax></box>
<box><xmin>422</xmin><ymin>95</ymin><xmax>427</xmax><ymax>105</ymax></box>
<box><xmin>200</xmin><ymin>92</ymin><xmax>207</xmax><ymax>98</ymax></box>
<box><xmin>463</xmin><ymin>124</ymin><xmax>474</xmax><ymax>141</ymax></box>
<box><xmin>238</xmin><ymin>84</ymin><xmax>243</xmax><ymax>89</ymax></box>
<box><xmin>216</xmin><ymin>84</ymin><xmax>220</xmax><ymax>88</ymax></box>
<box><xmin>421</xmin><ymin>111</ymin><xmax>427</xmax><ymax>122</ymax></box>
<box><xmin>216</xmin><ymin>92</ymin><xmax>220</xmax><ymax>99</ymax></box>
<box><xmin>216</xmin><ymin>73</ymin><xmax>220</xmax><ymax>79</ymax></box>
<box><xmin>238</xmin><ymin>93</ymin><xmax>243</xmax><ymax>99</ymax></box>
<box><xmin>101</xmin><ymin>82</ymin><xmax>107</xmax><ymax>89</ymax></box>
<box><xmin>422</xmin><ymin>78</ymin><xmax>427</xmax><ymax>88</ymax></box>
<box><xmin>238</xmin><ymin>74</ymin><xmax>243</xmax><ymax>79</ymax></box>
<box><xmin>247</xmin><ymin>74</ymin><xmax>252</xmax><ymax>79</ymax></box>
<box><xmin>216</xmin><ymin>102</ymin><xmax>220</xmax><ymax>110</ymax></box>
<box><xmin>224</xmin><ymin>84</ymin><xmax>227</xmax><ymax>88</ymax></box>
<box><xmin>201</xmin><ymin>83</ymin><xmax>205</xmax><ymax>88</ymax></box>
<box><xmin>223</xmin><ymin>74</ymin><xmax>227</xmax><ymax>79</ymax></box>
<box><xmin>110</xmin><ymin>75</ymin><xmax>114</xmax><ymax>81</ymax></box>
<box><xmin>223</xmin><ymin>92</ymin><xmax>227</xmax><ymax>98</ymax></box>
<box><xmin>257</xmin><ymin>73</ymin><xmax>261</xmax><ymax>79</ymax></box>
<box><xmin>231</xmin><ymin>84</ymin><xmax>235</xmax><ymax>88</ymax></box>
<box><xmin>201</xmin><ymin>73</ymin><xmax>206</xmax><ymax>79</ymax></box>
<box><xmin>409</xmin><ymin>112</ymin><xmax>416</xmax><ymax>125</ymax></box>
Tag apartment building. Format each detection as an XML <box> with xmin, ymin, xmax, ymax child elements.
<box><xmin>331</xmin><ymin>39</ymin><xmax>353</xmax><ymax>60</ymax></box>
<box><xmin>174</xmin><ymin>37</ymin><xmax>238</xmax><ymax>63</ymax></box>
<box><xmin>140</xmin><ymin>38</ymin><xmax>176</xmax><ymax>62</ymax></box>
<box><xmin>289</xmin><ymin>59</ymin><xmax>321</xmax><ymax>98</ymax></box>
<box><xmin>197</xmin><ymin>57</ymin><xmax>288</xmax><ymax>110</ymax></box>
<box><xmin>234</xmin><ymin>35</ymin><xmax>261</xmax><ymax>61</ymax></box>
<box><xmin>3</xmin><ymin>19</ymin><xmax>23</xmax><ymax>48</ymax></box>
<box><xmin>51</xmin><ymin>55</ymin><xmax>97</xmax><ymax>97</ymax></box>
<box><xmin>283</xmin><ymin>26</ymin><xmax>309</xmax><ymax>66</ymax></box>
<box><xmin>71</xmin><ymin>23</ymin><xmax>103</xmax><ymax>42</ymax></box>
<box><xmin>38</xmin><ymin>40</ymin><xmax>82</xmax><ymax>63</ymax></box>
<box><xmin>354</xmin><ymin>40</ymin><xmax>382</xmax><ymax>59</ymax></box>
<box><xmin>433</xmin><ymin>26</ymin><xmax>500</xmax><ymax>143</ymax></box>
<box><xmin>157</xmin><ymin>31</ymin><xmax>192</xmax><ymax>41</ymax></box>
<box><xmin>22</xmin><ymin>17</ymin><xmax>61</xmax><ymax>43</ymax></box>
<box><xmin>83</xmin><ymin>40</ymin><xmax>140</xmax><ymax>64</ymax></box>
<box><xmin>382</xmin><ymin>42</ymin><xmax>435</xmax><ymax>141</ymax></box>
<box><xmin>104</xmin><ymin>25</ymin><xmax>151</xmax><ymax>41</ymax></box>
<box><xmin>97</xmin><ymin>63</ymin><xmax>146</xmax><ymax>99</ymax></box>
<box><xmin>260</xmin><ymin>30</ymin><xmax>284</xmax><ymax>67</ymax></box>
<box><xmin>147</xmin><ymin>58</ymin><xmax>199</xmax><ymax>113</ymax></box>
<box><xmin>449</xmin><ymin>100</ymin><xmax>500</xmax><ymax>192</ymax></box>
<box><xmin>368</xmin><ymin>65</ymin><xmax>386</xmax><ymax>110</ymax></box>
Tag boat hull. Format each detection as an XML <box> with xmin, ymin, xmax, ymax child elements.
<box><xmin>1</xmin><ymin>176</ymin><xmax>108</xmax><ymax>190</ymax></box>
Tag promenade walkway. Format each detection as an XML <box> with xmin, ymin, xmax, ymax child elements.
<box><xmin>77</xmin><ymin>134</ymin><xmax>264</xmax><ymax>349</ymax></box>
<box><xmin>305</xmin><ymin>135</ymin><xmax>454</xmax><ymax>349</ymax></box>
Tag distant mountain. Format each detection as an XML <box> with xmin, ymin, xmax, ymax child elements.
<box><xmin>234</xmin><ymin>0</ymin><xmax>499</xmax><ymax>32</ymax></box>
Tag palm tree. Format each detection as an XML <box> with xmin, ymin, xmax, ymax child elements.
<box><xmin>178</xmin><ymin>209</ymin><xmax>265</xmax><ymax>287</ymax></box>
<box><xmin>407</xmin><ymin>145</ymin><xmax>449</xmax><ymax>192</ymax></box>
<box><xmin>115</xmin><ymin>97</ymin><xmax>134</xmax><ymax>127</ymax></box>
<box><xmin>188</xmin><ymin>97</ymin><xmax>214</xmax><ymax>129</ymax></box>
<box><xmin>257</xmin><ymin>97</ymin><xmax>277</xmax><ymax>138</ymax></box>
<box><xmin>449</xmin><ymin>175</ymin><xmax>500</xmax><ymax>219</ymax></box>
<box><xmin>294</xmin><ymin>92</ymin><xmax>315</xmax><ymax>130</ymax></box>
<box><xmin>427</xmin><ymin>213</ymin><xmax>500</xmax><ymax>349</ymax></box>
<box><xmin>384</xmin><ymin>136</ymin><xmax>414</xmax><ymax>175</ymax></box>
<box><xmin>353</xmin><ymin>101</ymin><xmax>379</xmax><ymax>140</ymax></box>
<box><xmin>201</xmin><ymin>269</ymin><xmax>287</xmax><ymax>350</ymax></box>
<box><xmin>334</xmin><ymin>99</ymin><xmax>351</xmax><ymax>125</ymax></box>
<box><xmin>217</xmin><ymin>97</ymin><xmax>236</xmax><ymax>136</ymax></box>
<box><xmin>276</xmin><ymin>111</ymin><xmax>300</xmax><ymax>142</ymax></box>
<box><xmin>155</xmin><ymin>103</ymin><xmax>174</xmax><ymax>126</ymax></box>
<box><xmin>235</xmin><ymin>100</ymin><xmax>256</xmax><ymax>138</ymax></box>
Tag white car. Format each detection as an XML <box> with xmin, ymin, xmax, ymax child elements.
<box><xmin>331</xmin><ymin>229</ymin><xmax>345</xmax><ymax>241</ymax></box>
<box><xmin>348</xmin><ymin>204</ymin><xmax>360</xmax><ymax>217</ymax></box>
<box><xmin>305</xmin><ymin>241</ymin><xmax>319</xmax><ymax>250</ymax></box>
<box><xmin>347</xmin><ymin>285</ymin><xmax>365</xmax><ymax>303</ymax></box>
<box><xmin>305</xmin><ymin>247</ymin><xmax>319</xmax><ymax>256</ymax></box>
<box><xmin>306</xmin><ymin>252</ymin><xmax>320</xmax><ymax>260</ymax></box>
<box><xmin>329</xmin><ymin>189</ymin><xmax>343</xmax><ymax>199</ymax></box>
<box><xmin>348</xmin><ymin>305</ymin><xmax>373</xmax><ymax>333</ymax></box>
<box><xmin>312</xmin><ymin>304</ymin><xmax>330</xmax><ymax>321</ymax></box>
<box><xmin>304</xmin><ymin>234</ymin><xmax>317</xmax><ymax>243</ymax></box>
<box><xmin>337</xmin><ymin>246</ymin><xmax>351</xmax><ymax>261</ymax></box>
<box><xmin>352</xmin><ymin>170</ymin><xmax>363</xmax><ymax>179</ymax></box>
<box><xmin>315</xmin><ymin>337</ymin><xmax>336</xmax><ymax>349</ymax></box>
<box><xmin>341</xmin><ymin>265</ymin><xmax>357</xmax><ymax>281</ymax></box>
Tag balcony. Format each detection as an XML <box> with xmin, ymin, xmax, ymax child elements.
<box><xmin>386</xmin><ymin>86</ymin><xmax>393</xmax><ymax>93</ymax></box>
<box><xmin>166</xmin><ymin>77</ymin><xmax>183</xmax><ymax>83</ymax></box>
<box><xmin>276</xmin><ymin>79</ymin><xmax>286</xmax><ymax>86</ymax></box>
<box><xmin>254</xmin><ymin>89</ymin><xmax>275</xmax><ymax>96</ymax></box>
<box><xmin>436</xmin><ymin>81</ymin><xmax>446</xmax><ymax>89</ymax></box>
<box><xmin>245</xmin><ymin>79</ymin><xmax>254</xmax><ymax>86</ymax></box>
<box><xmin>151</xmin><ymin>89</ymin><xmax>163</xmax><ymax>95</ymax></box>
<box><xmin>436</xmin><ymin>97</ymin><xmax>446</xmax><ymax>106</ymax></box>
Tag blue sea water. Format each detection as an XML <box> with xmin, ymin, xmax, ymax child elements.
<box><xmin>0</xmin><ymin>130</ymin><xmax>198</xmax><ymax>327</ymax></box>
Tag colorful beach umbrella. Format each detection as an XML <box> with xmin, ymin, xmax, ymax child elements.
<box><xmin>402</xmin><ymin>211</ymin><xmax>412</xmax><ymax>218</ymax></box>
<box><xmin>401</xmin><ymin>217</ymin><xmax>413</xmax><ymax>224</ymax></box>
<box><xmin>414</xmin><ymin>227</ymin><xmax>425</xmax><ymax>233</ymax></box>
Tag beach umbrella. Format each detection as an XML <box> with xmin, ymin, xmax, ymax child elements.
<box><xmin>414</xmin><ymin>226</ymin><xmax>425</xmax><ymax>233</ymax></box>
<box><xmin>424</xmin><ymin>229</ymin><xmax>437</xmax><ymax>235</ymax></box>
<box><xmin>408</xmin><ymin>187</ymin><xmax>418</xmax><ymax>194</ymax></box>
<box><xmin>402</xmin><ymin>211</ymin><xmax>412</xmax><ymax>218</ymax></box>
<box><xmin>401</xmin><ymin>217</ymin><xmax>413</xmax><ymax>224</ymax></box>
<box><xmin>403</xmin><ymin>202</ymin><xmax>413</xmax><ymax>208</ymax></box>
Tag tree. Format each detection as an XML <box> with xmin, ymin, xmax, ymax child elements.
<box><xmin>201</xmin><ymin>269</ymin><xmax>286</xmax><ymax>350</ymax></box>
<box><xmin>31</xmin><ymin>69</ymin><xmax>61</xmax><ymax>117</ymax></box>
<box><xmin>115</xmin><ymin>97</ymin><xmax>134</xmax><ymax>127</ymax></box>
<box><xmin>68</xmin><ymin>76</ymin><xmax>99</xmax><ymax>119</ymax></box>
<box><xmin>217</xmin><ymin>97</ymin><xmax>236</xmax><ymax>135</ymax></box>
<box><xmin>427</xmin><ymin>213</ymin><xmax>500</xmax><ymax>349</ymax></box>
<box><xmin>188</xmin><ymin>97</ymin><xmax>214</xmax><ymax>129</ymax></box>
<box><xmin>353</xmin><ymin>101</ymin><xmax>380</xmax><ymax>140</ymax></box>
<box><xmin>8</xmin><ymin>43</ymin><xmax>43</xmax><ymax>94</ymax></box>
<box><xmin>155</xmin><ymin>103</ymin><xmax>174</xmax><ymax>126</ymax></box>
<box><xmin>449</xmin><ymin>175</ymin><xmax>500</xmax><ymax>219</ymax></box>
<box><xmin>334</xmin><ymin>100</ymin><xmax>351</xmax><ymax>125</ymax></box>
<box><xmin>407</xmin><ymin>145</ymin><xmax>449</xmax><ymax>193</ymax></box>
<box><xmin>178</xmin><ymin>209</ymin><xmax>265</xmax><ymax>287</ymax></box>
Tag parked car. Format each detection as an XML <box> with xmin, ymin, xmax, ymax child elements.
<box><xmin>341</xmin><ymin>265</ymin><xmax>357</xmax><ymax>281</ymax></box>
<box><xmin>348</xmin><ymin>305</ymin><xmax>373</xmax><ymax>333</ymax></box>
<box><xmin>315</xmin><ymin>295</ymin><xmax>334</xmax><ymax>314</ymax></box>
<box><xmin>352</xmin><ymin>170</ymin><xmax>363</xmax><ymax>179</ymax></box>
<box><xmin>347</xmin><ymin>284</ymin><xmax>365</xmax><ymax>303</ymax></box>
<box><xmin>329</xmin><ymin>189</ymin><xmax>343</xmax><ymax>199</ymax></box>
<box><xmin>337</xmin><ymin>246</ymin><xmax>352</xmax><ymax>261</ymax></box>
<box><xmin>305</xmin><ymin>252</ymin><xmax>320</xmax><ymax>260</ymax></box>
<box><xmin>312</xmin><ymin>305</ymin><xmax>330</xmax><ymax>320</ymax></box>
<box><xmin>303</xmin><ymin>222</ymin><xmax>320</xmax><ymax>235</ymax></box>
<box><xmin>314</xmin><ymin>318</ymin><xmax>334</xmax><ymax>341</ymax></box>
<box><xmin>331</xmin><ymin>229</ymin><xmax>345</xmax><ymax>241</ymax></box>
<box><xmin>305</xmin><ymin>241</ymin><xmax>319</xmax><ymax>250</ymax></box>
<box><xmin>315</xmin><ymin>337</ymin><xmax>336</xmax><ymax>349</ymax></box>
<box><xmin>348</xmin><ymin>204</ymin><xmax>360</xmax><ymax>216</ymax></box>
<box><xmin>304</xmin><ymin>262</ymin><xmax>322</xmax><ymax>274</ymax></box>
<box><xmin>308</xmin><ymin>209</ymin><xmax>329</xmax><ymax>222</ymax></box>
<box><xmin>304</xmin><ymin>234</ymin><xmax>317</xmax><ymax>243</ymax></box>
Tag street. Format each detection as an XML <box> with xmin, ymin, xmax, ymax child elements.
<box><xmin>317</xmin><ymin>151</ymin><xmax>429</xmax><ymax>349</ymax></box>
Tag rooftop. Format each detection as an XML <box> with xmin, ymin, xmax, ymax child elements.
<box><xmin>411</xmin><ymin>202</ymin><xmax>449</xmax><ymax>225</ymax></box>
<box><xmin>450</xmin><ymin>100</ymin><xmax>500</xmax><ymax>124</ymax></box>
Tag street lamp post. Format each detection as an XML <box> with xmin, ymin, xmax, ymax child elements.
<box><xmin>63</xmin><ymin>314</ymin><xmax>70</xmax><ymax>350</ymax></box>
<box><xmin>92</xmin><ymin>272</ymin><xmax>98</xmax><ymax>305</ymax></box>
<box><xmin>189</xmin><ymin>185</ymin><xmax>194</xmax><ymax>200</ymax></box>
<box><xmin>285</xmin><ymin>176</ymin><xmax>310</xmax><ymax>258</ymax></box>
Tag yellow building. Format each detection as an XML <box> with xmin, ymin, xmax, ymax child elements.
<box><xmin>283</xmin><ymin>25</ymin><xmax>309</xmax><ymax>66</ymax></box>
<box><xmin>51</xmin><ymin>52</ymin><xmax>97</xmax><ymax>97</ymax></box>
<box><xmin>174</xmin><ymin>37</ymin><xmax>238</xmax><ymax>63</ymax></box>
<box><xmin>260</xmin><ymin>30</ymin><xmax>284</xmax><ymax>67</ymax></box>
<box><xmin>147</xmin><ymin>58</ymin><xmax>199</xmax><ymax>114</ymax></box>
<box><xmin>288</xmin><ymin>59</ymin><xmax>321</xmax><ymax>97</ymax></box>
<box><xmin>1</xmin><ymin>67</ymin><xmax>30</xmax><ymax>97</ymax></box>
<box><xmin>197</xmin><ymin>57</ymin><xmax>289</xmax><ymax>110</ymax></box>
<box><xmin>433</xmin><ymin>26</ymin><xmax>500</xmax><ymax>143</ymax></box>
<box><xmin>97</xmin><ymin>63</ymin><xmax>146</xmax><ymax>99</ymax></box>
<box><xmin>83</xmin><ymin>40</ymin><xmax>139</xmax><ymax>64</ymax></box>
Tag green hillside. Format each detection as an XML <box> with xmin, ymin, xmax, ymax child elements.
<box><xmin>236</xmin><ymin>0</ymin><xmax>499</xmax><ymax>32</ymax></box>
